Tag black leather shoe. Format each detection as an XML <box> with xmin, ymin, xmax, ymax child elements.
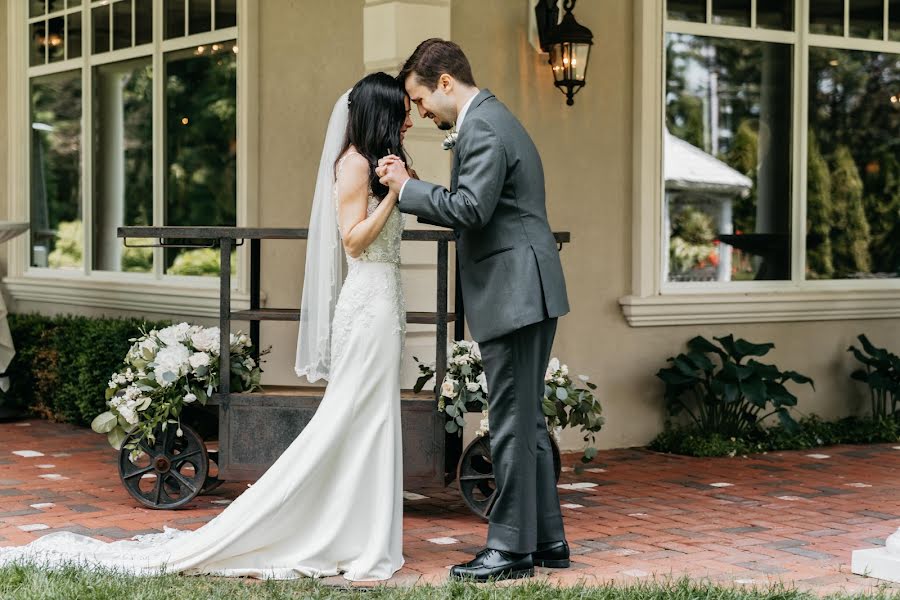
<box><xmin>449</xmin><ymin>548</ymin><xmax>534</xmax><ymax>581</ymax></box>
<box><xmin>532</xmin><ymin>540</ymin><xmax>570</xmax><ymax>568</ymax></box>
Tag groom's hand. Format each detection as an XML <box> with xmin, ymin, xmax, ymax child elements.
<box><xmin>376</xmin><ymin>156</ymin><xmax>410</xmax><ymax>195</ymax></box>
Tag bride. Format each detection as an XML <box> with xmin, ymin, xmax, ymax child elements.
<box><xmin>0</xmin><ymin>72</ymin><xmax>414</xmax><ymax>582</ymax></box>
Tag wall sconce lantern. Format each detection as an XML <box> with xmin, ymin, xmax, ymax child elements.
<box><xmin>534</xmin><ymin>0</ymin><xmax>593</xmax><ymax>106</ymax></box>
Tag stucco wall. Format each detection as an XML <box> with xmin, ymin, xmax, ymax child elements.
<box><xmin>3</xmin><ymin>0</ymin><xmax>898</xmax><ymax>451</ymax></box>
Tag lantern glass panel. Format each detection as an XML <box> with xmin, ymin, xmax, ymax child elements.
<box><xmin>572</xmin><ymin>43</ymin><xmax>590</xmax><ymax>81</ymax></box>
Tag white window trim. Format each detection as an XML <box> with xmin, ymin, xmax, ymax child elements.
<box><xmin>622</xmin><ymin>0</ymin><xmax>900</xmax><ymax>327</ymax></box>
<box><xmin>5</xmin><ymin>0</ymin><xmax>259</xmax><ymax>318</ymax></box>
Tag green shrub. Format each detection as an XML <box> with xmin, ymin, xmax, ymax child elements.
<box><xmin>848</xmin><ymin>334</ymin><xmax>900</xmax><ymax>420</ymax></box>
<box><xmin>4</xmin><ymin>314</ymin><xmax>171</xmax><ymax>425</ymax></box>
<box><xmin>656</xmin><ymin>335</ymin><xmax>815</xmax><ymax>437</ymax></box>
<box><xmin>651</xmin><ymin>414</ymin><xmax>900</xmax><ymax>457</ymax></box>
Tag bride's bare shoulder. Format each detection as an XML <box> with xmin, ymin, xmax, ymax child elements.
<box><xmin>336</xmin><ymin>151</ymin><xmax>370</xmax><ymax>193</ymax></box>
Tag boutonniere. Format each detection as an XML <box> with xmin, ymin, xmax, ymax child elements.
<box><xmin>442</xmin><ymin>131</ymin><xmax>458</xmax><ymax>151</ymax></box>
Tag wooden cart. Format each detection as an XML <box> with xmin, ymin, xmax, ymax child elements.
<box><xmin>115</xmin><ymin>226</ymin><xmax>570</xmax><ymax>517</ymax></box>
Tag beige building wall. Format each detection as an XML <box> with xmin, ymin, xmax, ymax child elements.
<box><xmin>3</xmin><ymin>0</ymin><xmax>899</xmax><ymax>451</ymax></box>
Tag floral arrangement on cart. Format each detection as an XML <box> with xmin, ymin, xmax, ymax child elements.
<box><xmin>90</xmin><ymin>323</ymin><xmax>268</xmax><ymax>508</ymax></box>
<box><xmin>414</xmin><ymin>340</ymin><xmax>604</xmax><ymax>516</ymax></box>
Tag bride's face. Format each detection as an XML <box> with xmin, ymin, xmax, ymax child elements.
<box><xmin>404</xmin><ymin>74</ymin><xmax>456</xmax><ymax>131</ymax></box>
<box><xmin>399</xmin><ymin>96</ymin><xmax>414</xmax><ymax>144</ymax></box>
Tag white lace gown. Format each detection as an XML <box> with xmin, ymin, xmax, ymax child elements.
<box><xmin>0</xmin><ymin>182</ymin><xmax>407</xmax><ymax>582</ymax></box>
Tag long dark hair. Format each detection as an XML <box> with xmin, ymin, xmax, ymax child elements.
<box><xmin>337</xmin><ymin>72</ymin><xmax>410</xmax><ymax>201</ymax></box>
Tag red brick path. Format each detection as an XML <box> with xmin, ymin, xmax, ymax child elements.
<box><xmin>2</xmin><ymin>419</ymin><xmax>900</xmax><ymax>594</ymax></box>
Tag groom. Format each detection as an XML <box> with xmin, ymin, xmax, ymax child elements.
<box><xmin>377</xmin><ymin>38</ymin><xmax>570</xmax><ymax>581</ymax></box>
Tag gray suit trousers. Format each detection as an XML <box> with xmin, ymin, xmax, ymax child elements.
<box><xmin>479</xmin><ymin>317</ymin><xmax>566</xmax><ymax>554</ymax></box>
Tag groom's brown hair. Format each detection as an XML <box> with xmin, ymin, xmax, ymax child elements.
<box><xmin>398</xmin><ymin>38</ymin><xmax>476</xmax><ymax>90</ymax></box>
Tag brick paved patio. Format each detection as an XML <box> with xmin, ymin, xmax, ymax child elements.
<box><xmin>2</xmin><ymin>418</ymin><xmax>900</xmax><ymax>595</ymax></box>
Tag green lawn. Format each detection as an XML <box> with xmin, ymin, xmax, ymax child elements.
<box><xmin>1</xmin><ymin>565</ymin><xmax>899</xmax><ymax>600</ymax></box>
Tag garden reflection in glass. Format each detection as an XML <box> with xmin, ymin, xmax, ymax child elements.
<box><xmin>664</xmin><ymin>33</ymin><xmax>793</xmax><ymax>283</ymax></box>
<box><xmin>92</xmin><ymin>59</ymin><xmax>154</xmax><ymax>274</ymax></box>
<box><xmin>163</xmin><ymin>41</ymin><xmax>238</xmax><ymax>277</ymax></box>
<box><xmin>30</xmin><ymin>72</ymin><xmax>82</xmax><ymax>270</ymax></box>
<box><xmin>806</xmin><ymin>48</ymin><xmax>900</xmax><ymax>280</ymax></box>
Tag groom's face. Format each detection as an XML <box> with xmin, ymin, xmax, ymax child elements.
<box><xmin>404</xmin><ymin>73</ymin><xmax>457</xmax><ymax>131</ymax></box>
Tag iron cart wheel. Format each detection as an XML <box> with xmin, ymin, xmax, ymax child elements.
<box><xmin>457</xmin><ymin>432</ymin><xmax>562</xmax><ymax>520</ymax></box>
<box><xmin>118</xmin><ymin>424</ymin><xmax>209</xmax><ymax>509</ymax></box>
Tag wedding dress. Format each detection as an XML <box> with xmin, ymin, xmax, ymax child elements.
<box><xmin>0</xmin><ymin>154</ymin><xmax>407</xmax><ymax>582</ymax></box>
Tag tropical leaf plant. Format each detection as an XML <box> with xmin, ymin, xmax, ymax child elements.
<box><xmin>656</xmin><ymin>335</ymin><xmax>814</xmax><ymax>437</ymax></box>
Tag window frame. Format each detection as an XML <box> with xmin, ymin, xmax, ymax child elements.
<box><xmin>6</xmin><ymin>0</ymin><xmax>257</xmax><ymax>317</ymax></box>
<box><xmin>622</xmin><ymin>0</ymin><xmax>900</xmax><ymax>326</ymax></box>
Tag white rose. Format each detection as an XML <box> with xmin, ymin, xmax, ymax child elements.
<box><xmin>153</xmin><ymin>344</ymin><xmax>191</xmax><ymax>387</ymax></box>
<box><xmin>190</xmin><ymin>327</ymin><xmax>220</xmax><ymax>354</ymax></box>
<box><xmin>108</xmin><ymin>380</ymin><xmax>118</xmax><ymax>389</ymax></box>
<box><xmin>466</xmin><ymin>381</ymin><xmax>480</xmax><ymax>393</ymax></box>
<box><xmin>477</xmin><ymin>372</ymin><xmax>488</xmax><ymax>394</ymax></box>
<box><xmin>561</xmin><ymin>364</ymin><xmax>569</xmax><ymax>376</ymax></box>
<box><xmin>556</xmin><ymin>377</ymin><xmax>565</xmax><ymax>385</ymax></box>
<box><xmin>238</xmin><ymin>333</ymin><xmax>251</xmax><ymax>347</ymax></box>
<box><xmin>188</xmin><ymin>352</ymin><xmax>211</xmax><ymax>370</ymax></box>
<box><xmin>548</xmin><ymin>357</ymin><xmax>560</xmax><ymax>373</ymax></box>
<box><xmin>183</xmin><ymin>392</ymin><xmax>197</xmax><ymax>404</ymax></box>
<box><xmin>157</xmin><ymin>323</ymin><xmax>191</xmax><ymax>347</ymax></box>
<box><xmin>441</xmin><ymin>378</ymin><xmax>457</xmax><ymax>399</ymax></box>
<box><xmin>243</xmin><ymin>357</ymin><xmax>256</xmax><ymax>370</ymax></box>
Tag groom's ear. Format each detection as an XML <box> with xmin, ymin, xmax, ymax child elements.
<box><xmin>438</xmin><ymin>74</ymin><xmax>453</xmax><ymax>93</ymax></box>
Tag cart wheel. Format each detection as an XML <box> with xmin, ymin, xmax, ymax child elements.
<box><xmin>118</xmin><ymin>424</ymin><xmax>209</xmax><ymax>509</ymax></box>
<box><xmin>457</xmin><ymin>432</ymin><xmax>562</xmax><ymax>520</ymax></box>
<box><xmin>200</xmin><ymin>450</ymin><xmax>224</xmax><ymax>495</ymax></box>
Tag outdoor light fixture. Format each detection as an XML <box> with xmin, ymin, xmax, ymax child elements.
<box><xmin>534</xmin><ymin>0</ymin><xmax>594</xmax><ymax>106</ymax></box>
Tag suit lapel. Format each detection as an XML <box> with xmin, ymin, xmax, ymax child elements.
<box><xmin>449</xmin><ymin>89</ymin><xmax>494</xmax><ymax>192</ymax></box>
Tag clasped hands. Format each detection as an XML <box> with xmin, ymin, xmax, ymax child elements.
<box><xmin>375</xmin><ymin>155</ymin><xmax>410</xmax><ymax>195</ymax></box>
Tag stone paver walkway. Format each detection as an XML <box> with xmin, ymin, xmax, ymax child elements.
<box><xmin>2</xmin><ymin>419</ymin><xmax>900</xmax><ymax>595</ymax></box>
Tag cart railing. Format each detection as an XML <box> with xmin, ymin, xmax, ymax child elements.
<box><xmin>117</xmin><ymin>226</ymin><xmax>570</xmax><ymax>402</ymax></box>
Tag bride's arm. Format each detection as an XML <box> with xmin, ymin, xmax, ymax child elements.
<box><xmin>337</xmin><ymin>154</ymin><xmax>398</xmax><ymax>259</ymax></box>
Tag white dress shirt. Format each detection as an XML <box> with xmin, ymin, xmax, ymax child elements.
<box><xmin>399</xmin><ymin>90</ymin><xmax>479</xmax><ymax>201</ymax></box>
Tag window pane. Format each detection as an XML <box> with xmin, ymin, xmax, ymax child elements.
<box><xmin>113</xmin><ymin>0</ymin><xmax>132</xmax><ymax>50</ymax></box>
<box><xmin>665</xmin><ymin>34</ymin><xmax>793</xmax><ymax>282</ymax></box>
<box><xmin>135</xmin><ymin>0</ymin><xmax>152</xmax><ymax>45</ymax></box>
<box><xmin>713</xmin><ymin>0</ymin><xmax>750</xmax><ymax>26</ymax></box>
<box><xmin>93</xmin><ymin>59</ymin><xmax>154</xmax><ymax>273</ymax></box>
<box><xmin>807</xmin><ymin>48</ymin><xmax>900</xmax><ymax>280</ymax></box>
<box><xmin>30</xmin><ymin>72</ymin><xmax>82</xmax><ymax>270</ymax></box>
<box><xmin>67</xmin><ymin>11</ymin><xmax>82</xmax><ymax>59</ymax></box>
<box><xmin>850</xmin><ymin>0</ymin><xmax>884</xmax><ymax>39</ymax></box>
<box><xmin>892</xmin><ymin>0</ymin><xmax>900</xmax><ymax>40</ymax></box>
<box><xmin>68</xmin><ymin>0</ymin><xmax>81</xmax><ymax>7</ymax></box>
<box><xmin>668</xmin><ymin>0</ymin><xmax>706</xmax><ymax>23</ymax></box>
<box><xmin>92</xmin><ymin>4</ymin><xmax>110</xmax><ymax>54</ymax></box>
<box><xmin>30</xmin><ymin>1</ymin><xmax>46</xmax><ymax>18</ymax></box>
<box><xmin>215</xmin><ymin>0</ymin><xmax>236</xmax><ymax>29</ymax></box>
<box><xmin>757</xmin><ymin>0</ymin><xmax>794</xmax><ymax>30</ymax></box>
<box><xmin>30</xmin><ymin>22</ymin><xmax>47</xmax><ymax>66</ymax></box>
<box><xmin>48</xmin><ymin>16</ymin><xmax>65</xmax><ymax>62</ymax></box>
<box><xmin>165</xmin><ymin>0</ymin><xmax>185</xmax><ymax>39</ymax></box>
<box><xmin>164</xmin><ymin>42</ymin><xmax>237</xmax><ymax>276</ymax></box>
<box><xmin>188</xmin><ymin>0</ymin><xmax>211</xmax><ymax>35</ymax></box>
<box><xmin>810</xmin><ymin>0</ymin><xmax>845</xmax><ymax>35</ymax></box>
<box><xmin>48</xmin><ymin>0</ymin><xmax>64</xmax><ymax>13</ymax></box>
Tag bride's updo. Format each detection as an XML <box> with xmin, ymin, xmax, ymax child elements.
<box><xmin>338</xmin><ymin>72</ymin><xmax>410</xmax><ymax>201</ymax></box>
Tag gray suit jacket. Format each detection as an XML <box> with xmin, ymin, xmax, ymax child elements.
<box><xmin>400</xmin><ymin>90</ymin><xmax>569</xmax><ymax>342</ymax></box>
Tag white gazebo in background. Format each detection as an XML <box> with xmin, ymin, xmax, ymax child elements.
<box><xmin>663</xmin><ymin>130</ymin><xmax>753</xmax><ymax>282</ymax></box>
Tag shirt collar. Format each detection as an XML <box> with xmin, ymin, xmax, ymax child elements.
<box><xmin>455</xmin><ymin>91</ymin><xmax>479</xmax><ymax>133</ymax></box>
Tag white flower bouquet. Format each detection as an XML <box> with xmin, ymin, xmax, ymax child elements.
<box><xmin>91</xmin><ymin>323</ymin><xmax>268</xmax><ymax>457</ymax></box>
<box><xmin>414</xmin><ymin>342</ymin><xmax>604</xmax><ymax>463</ymax></box>
<box><xmin>414</xmin><ymin>340</ymin><xmax>487</xmax><ymax>435</ymax></box>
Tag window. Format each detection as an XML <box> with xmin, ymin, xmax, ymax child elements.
<box><xmin>622</xmin><ymin>1</ymin><xmax>900</xmax><ymax>325</ymax></box>
<box><xmin>26</xmin><ymin>0</ymin><xmax>239</xmax><ymax>279</ymax></box>
<box><xmin>664</xmin><ymin>0</ymin><xmax>900</xmax><ymax>285</ymax></box>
